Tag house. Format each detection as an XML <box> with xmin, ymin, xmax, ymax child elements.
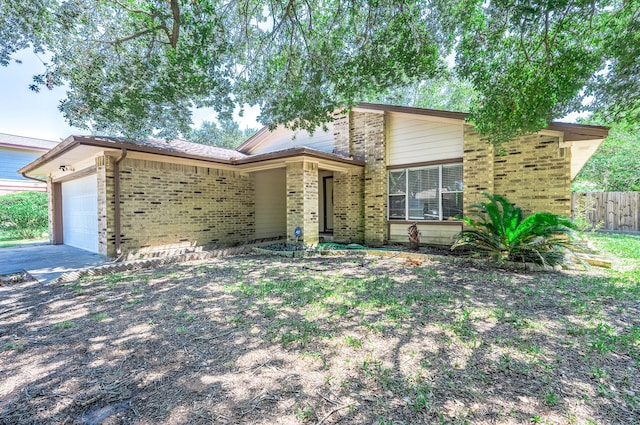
<box><xmin>0</xmin><ymin>133</ymin><xmax>59</xmax><ymax>195</ymax></box>
<box><xmin>19</xmin><ymin>103</ymin><xmax>609</xmax><ymax>257</ymax></box>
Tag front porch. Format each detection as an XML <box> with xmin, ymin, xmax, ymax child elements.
<box><xmin>235</xmin><ymin>150</ymin><xmax>365</xmax><ymax>246</ymax></box>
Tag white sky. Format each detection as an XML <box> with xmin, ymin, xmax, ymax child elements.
<box><xmin>0</xmin><ymin>50</ymin><xmax>262</xmax><ymax>142</ymax></box>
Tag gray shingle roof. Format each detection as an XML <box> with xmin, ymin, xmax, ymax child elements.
<box><xmin>88</xmin><ymin>136</ymin><xmax>248</xmax><ymax>160</ymax></box>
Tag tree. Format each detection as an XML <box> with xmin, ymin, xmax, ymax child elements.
<box><xmin>189</xmin><ymin>118</ymin><xmax>257</xmax><ymax>149</ymax></box>
<box><xmin>2</xmin><ymin>0</ymin><xmax>638</xmax><ymax>143</ymax></box>
<box><xmin>369</xmin><ymin>76</ymin><xmax>477</xmax><ymax>113</ymax></box>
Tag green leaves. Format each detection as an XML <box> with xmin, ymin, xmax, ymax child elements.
<box><xmin>572</xmin><ymin>124</ymin><xmax>640</xmax><ymax>192</ymax></box>
<box><xmin>452</xmin><ymin>193</ymin><xmax>579</xmax><ymax>266</ymax></box>
<box><xmin>1</xmin><ymin>0</ymin><xmax>638</xmax><ymax>142</ymax></box>
<box><xmin>188</xmin><ymin>118</ymin><xmax>257</xmax><ymax>149</ymax></box>
<box><xmin>0</xmin><ymin>192</ymin><xmax>49</xmax><ymax>239</ymax></box>
<box><xmin>456</xmin><ymin>0</ymin><xmax>606</xmax><ymax>144</ymax></box>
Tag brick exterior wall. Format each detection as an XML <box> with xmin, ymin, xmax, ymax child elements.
<box><xmin>96</xmin><ymin>155</ymin><xmax>113</xmax><ymax>256</ymax></box>
<box><xmin>331</xmin><ymin>110</ymin><xmax>386</xmax><ymax>245</ymax></box>
<box><xmin>462</xmin><ymin>125</ymin><xmax>494</xmax><ymax>214</ymax></box>
<box><xmin>333</xmin><ymin>168</ymin><xmax>364</xmax><ymax>243</ymax></box>
<box><xmin>493</xmin><ymin>134</ymin><xmax>571</xmax><ymax>216</ymax></box>
<box><xmin>99</xmin><ymin>154</ymin><xmax>255</xmax><ymax>257</ymax></box>
<box><xmin>333</xmin><ymin>111</ymin><xmax>351</xmax><ymax>157</ymax></box>
<box><xmin>463</xmin><ymin>125</ymin><xmax>572</xmax><ymax>217</ymax></box>
<box><xmin>358</xmin><ymin>113</ymin><xmax>387</xmax><ymax>245</ymax></box>
<box><xmin>286</xmin><ymin>161</ymin><xmax>319</xmax><ymax>245</ymax></box>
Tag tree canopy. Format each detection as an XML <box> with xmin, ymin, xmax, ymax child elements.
<box><xmin>189</xmin><ymin>118</ymin><xmax>257</xmax><ymax>149</ymax></box>
<box><xmin>2</xmin><ymin>0</ymin><xmax>638</xmax><ymax>143</ymax></box>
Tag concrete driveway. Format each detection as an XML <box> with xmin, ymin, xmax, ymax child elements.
<box><xmin>0</xmin><ymin>244</ymin><xmax>109</xmax><ymax>283</ymax></box>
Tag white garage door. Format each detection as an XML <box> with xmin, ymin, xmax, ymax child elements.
<box><xmin>62</xmin><ymin>174</ymin><xmax>98</xmax><ymax>253</ymax></box>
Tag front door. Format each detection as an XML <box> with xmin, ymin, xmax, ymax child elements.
<box><xmin>323</xmin><ymin>176</ymin><xmax>334</xmax><ymax>232</ymax></box>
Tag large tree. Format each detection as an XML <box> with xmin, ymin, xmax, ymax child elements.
<box><xmin>1</xmin><ymin>0</ymin><xmax>638</xmax><ymax>143</ymax></box>
<box><xmin>189</xmin><ymin>118</ymin><xmax>257</xmax><ymax>149</ymax></box>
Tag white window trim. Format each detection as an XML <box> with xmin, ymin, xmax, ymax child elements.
<box><xmin>388</xmin><ymin>163</ymin><xmax>463</xmax><ymax>221</ymax></box>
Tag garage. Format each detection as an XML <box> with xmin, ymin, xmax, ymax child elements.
<box><xmin>62</xmin><ymin>174</ymin><xmax>98</xmax><ymax>253</ymax></box>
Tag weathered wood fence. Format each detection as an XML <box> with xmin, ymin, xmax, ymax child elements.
<box><xmin>571</xmin><ymin>192</ymin><xmax>640</xmax><ymax>233</ymax></box>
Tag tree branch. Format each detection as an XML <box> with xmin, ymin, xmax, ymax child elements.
<box><xmin>105</xmin><ymin>25</ymin><xmax>164</xmax><ymax>45</ymax></box>
<box><xmin>169</xmin><ymin>0</ymin><xmax>180</xmax><ymax>48</ymax></box>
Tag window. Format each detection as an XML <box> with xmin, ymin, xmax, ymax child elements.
<box><xmin>388</xmin><ymin>163</ymin><xmax>463</xmax><ymax>221</ymax></box>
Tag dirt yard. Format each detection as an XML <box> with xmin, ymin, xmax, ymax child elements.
<box><xmin>1</xmin><ymin>253</ymin><xmax>638</xmax><ymax>424</ymax></box>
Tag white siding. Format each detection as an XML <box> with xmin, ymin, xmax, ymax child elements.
<box><xmin>62</xmin><ymin>174</ymin><xmax>99</xmax><ymax>253</ymax></box>
<box><xmin>0</xmin><ymin>147</ymin><xmax>43</xmax><ymax>180</ymax></box>
<box><xmin>248</xmin><ymin>124</ymin><xmax>335</xmax><ymax>155</ymax></box>
<box><xmin>387</xmin><ymin>113</ymin><xmax>463</xmax><ymax>166</ymax></box>
<box><xmin>388</xmin><ymin>222</ymin><xmax>462</xmax><ymax>246</ymax></box>
<box><xmin>254</xmin><ymin>169</ymin><xmax>286</xmax><ymax>239</ymax></box>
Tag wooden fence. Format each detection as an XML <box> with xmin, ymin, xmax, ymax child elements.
<box><xmin>571</xmin><ymin>192</ymin><xmax>640</xmax><ymax>233</ymax></box>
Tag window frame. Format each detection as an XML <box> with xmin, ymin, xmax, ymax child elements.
<box><xmin>387</xmin><ymin>162</ymin><xmax>463</xmax><ymax>222</ymax></box>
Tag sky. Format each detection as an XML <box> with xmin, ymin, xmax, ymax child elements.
<box><xmin>0</xmin><ymin>50</ymin><xmax>262</xmax><ymax>142</ymax></box>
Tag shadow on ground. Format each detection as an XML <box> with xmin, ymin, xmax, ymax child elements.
<box><xmin>0</xmin><ymin>254</ymin><xmax>638</xmax><ymax>424</ymax></box>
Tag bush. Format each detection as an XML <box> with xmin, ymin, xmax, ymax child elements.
<box><xmin>451</xmin><ymin>193</ymin><xmax>579</xmax><ymax>266</ymax></box>
<box><xmin>0</xmin><ymin>191</ymin><xmax>49</xmax><ymax>239</ymax></box>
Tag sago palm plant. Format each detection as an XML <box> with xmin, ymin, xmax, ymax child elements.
<box><xmin>451</xmin><ymin>193</ymin><xmax>579</xmax><ymax>266</ymax></box>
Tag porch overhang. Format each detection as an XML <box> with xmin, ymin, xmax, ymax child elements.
<box><xmin>233</xmin><ymin>147</ymin><xmax>365</xmax><ymax>174</ymax></box>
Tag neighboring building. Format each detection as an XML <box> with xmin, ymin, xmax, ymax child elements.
<box><xmin>19</xmin><ymin>103</ymin><xmax>608</xmax><ymax>257</ymax></box>
<box><xmin>1</xmin><ymin>133</ymin><xmax>59</xmax><ymax>195</ymax></box>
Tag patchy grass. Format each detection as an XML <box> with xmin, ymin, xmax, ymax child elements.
<box><xmin>0</xmin><ymin>238</ymin><xmax>638</xmax><ymax>424</ymax></box>
<box><xmin>586</xmin><ymin>232</ymin><xmax>640</xmax><ymax>264</ymax></box>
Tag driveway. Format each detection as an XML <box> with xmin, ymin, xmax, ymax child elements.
<box><xmin>0</xmin><ymin>244</ymin><xmax>108</xmax><ymax>283</ymax></box>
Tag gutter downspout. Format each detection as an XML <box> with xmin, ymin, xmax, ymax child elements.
<box><xmin>114</xmin><ymin>148</ymin><xmax>127</xmax><ymax>256</ymax></box>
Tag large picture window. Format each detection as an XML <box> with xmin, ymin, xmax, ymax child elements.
<box><xmin>388</xmin><ymin>163</ymin><xmax>463</xmax><ymax>221</ymax></box>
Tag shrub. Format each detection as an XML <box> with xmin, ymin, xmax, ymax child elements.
<box><xmin>451</xmin><ymin>193</ymin><xmax>579</xmax><ymax>266</ymax></box>
<box><xmin>0</xmin><ymin>191</ymin><xmax>48</xmax><ymax>239</ymax></box>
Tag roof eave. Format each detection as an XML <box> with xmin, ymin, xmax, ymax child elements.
<box><xmin>19</xmin><ymin>135</ymin><xmax>236</xmax><ymax>177</ymax></box>
<box><xmin>233</xmin><ymin>147</ymin><xmax>364</xmax><ymax>167</ymax></box>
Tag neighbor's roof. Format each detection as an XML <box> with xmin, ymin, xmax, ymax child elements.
<box><xmin>0</xmin><ymin>133</ymin><xmax>59</xmax><ymax>151</ymax></box>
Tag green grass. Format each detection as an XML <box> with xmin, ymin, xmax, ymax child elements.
<box><xmin>52</xmin><ymin>320</ymin><xmax>74</xmax><ymax>330</ymax></box>
<box><xmin>586</xmin><ymin>232</ymin><xmax>640</xmax><ymax>261</ymax></box>
<box><xmin>0</xmin><ymin>237</ymin><xmax>48</xmax><ymax>248</ymax></box>
<box><xmin>2</xmin><ymin>342</ymin><xmax>24</xmax><ymax>351</ymax></box>
<box><xmin>91</xmin><ymin>312</ymin><xmax>108</xmax><ymax>322</ymax></box>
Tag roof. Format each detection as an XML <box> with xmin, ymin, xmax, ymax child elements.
<box><xmin>0</xmin><ymin>133</ymin><xmax>59</xmax><ymax>151</ymax></box>
<box><xmin>19</xmin><ymin>135</ymin><xmax>363</xmax><ymax>176</ymax></box>
<box><xmin>238</xmin><ymin>103</ymin><xmax>610</xmax><ymax>152</ymax></box>
<box><xmin>85</xmin><ymin>136</ymin><xmax>248</xmax><ymax>160</ymax></box>
<box><xmin>356</xmin><ymin>103</ymin><xmax>610</xmax><ymax>141</ymax></box>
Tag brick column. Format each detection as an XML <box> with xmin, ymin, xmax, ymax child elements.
<box><xmin>357</xmin><ymin>112</ymin><xmax>386</xmax><ymax>246</ymax></box>
<box><xmin>463</xmin><ymin>124</ymin><xmax>494</xmax><ymax>217</ymax></box>
<box><xmin>286</xmin><ymin>161</ymin><xmax>319</xmax><ymax>245</ymax></box>
<box><xmin>47</xmin><ymin>177</ymin><xmax>63</xmax><ymax>245</ymax></box>
<box><xmin>333</xmin><ymin>168</ymin><xmax>364</xmax><ymax>243</ymax></box>
<box><xmin>96</xmin><ymin>154</ymin><xmax>115</xmax><ymax>257</ymax></box>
